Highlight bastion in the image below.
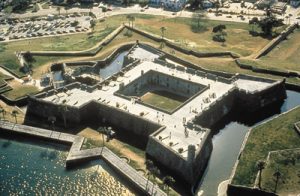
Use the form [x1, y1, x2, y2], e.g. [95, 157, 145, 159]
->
[25, 43, 286, 185]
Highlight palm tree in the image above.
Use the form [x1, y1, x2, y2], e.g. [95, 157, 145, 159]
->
[129, 15, 135, 28]
[56, 7, 61, 15]
[60, 99, 68, 128]
[126, 15, 132, 27]
[151, 166, 160, 195]
[90, 20, 96, 32]
[97, 127, 105, 154]
[11, 110, 18, 123]
[145, 160, 154, 190]
[273, 169, 281, 193]
[163, 176, 175, 196]
[256, 160, 266, 189]
[0, 107, 6, 120]
[160, 26, 166, 40]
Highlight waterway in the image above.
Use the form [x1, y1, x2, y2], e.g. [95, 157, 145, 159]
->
[99, 51, 129, 79]
[0, 138, 134, 195]
[196, 90, 300, 196]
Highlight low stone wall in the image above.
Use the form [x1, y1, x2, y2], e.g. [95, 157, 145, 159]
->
[26, 25, 126, 57]
[125, 25, 239, 58]
[227, 184, 277, 196]
[255, 23, 299, 59]
[236, 59, 300, 78]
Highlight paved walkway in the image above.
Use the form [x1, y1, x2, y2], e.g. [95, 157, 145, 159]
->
[0, 120, 166, 196]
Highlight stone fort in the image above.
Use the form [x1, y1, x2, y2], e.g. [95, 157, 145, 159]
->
[25, 43, 286, 185]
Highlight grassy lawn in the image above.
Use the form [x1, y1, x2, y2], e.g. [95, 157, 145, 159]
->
[232, 106, 300, 188]
[27, 27, 300, 86]
[260, 149, 300, 195]
[255, 28, 300, 73]
[141, 90, 186, 112]
[1, 14, 298, 92]
[0, 72, 13, 86]
[127, 14, 272, 57]
[0, 21, 118, 78]
[2, 83, 39, 100]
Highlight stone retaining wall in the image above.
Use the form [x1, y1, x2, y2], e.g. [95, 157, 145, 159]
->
[125, 25, 239, 58]
[255, 23, 299, 59]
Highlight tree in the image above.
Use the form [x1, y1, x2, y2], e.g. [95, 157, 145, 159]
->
[23, 51, 35, 63]
[163, 176, 175, 195]
[273, 169, 281, 193]
[127, 15, 135, 28]
[97, 127, 106, 154]
[160, 26, 166, 40]
[11, 0, 32, 12]
[256, 160, 266, 189]
[90, 20, 96, 32]
[249, 17, 259, 32]
[98, 126, 114, 154]
[151, 166, 161, 195]
[56, 7, 61, 15]
[126, 15, 132, 27]
[0, 107, 6, 120]
[145, 160, 154, 190]
[212, 24, 227, 43]
[257, 10, 283, 36]
[11, 110, 18, 123]
[191, 11, 206, 33]
[212, 24, 226, 33]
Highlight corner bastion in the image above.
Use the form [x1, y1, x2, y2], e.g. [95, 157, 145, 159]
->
[25, 43, 287, 185]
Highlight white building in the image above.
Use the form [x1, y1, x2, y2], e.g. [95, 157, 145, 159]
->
[149, 0, 187, 11]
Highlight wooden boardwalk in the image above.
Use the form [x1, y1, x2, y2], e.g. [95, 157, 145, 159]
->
[0, 121, 166, 196]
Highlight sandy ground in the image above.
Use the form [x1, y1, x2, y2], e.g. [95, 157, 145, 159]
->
[0, 100, 25, 124]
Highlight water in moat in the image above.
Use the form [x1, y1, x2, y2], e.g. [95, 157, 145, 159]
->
[99, 51, 129, 79]
[0, 138, 135, 195]
[195, 90, 300, 196]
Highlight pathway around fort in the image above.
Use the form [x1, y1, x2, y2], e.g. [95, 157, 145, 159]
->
[0, 120, 166, 196]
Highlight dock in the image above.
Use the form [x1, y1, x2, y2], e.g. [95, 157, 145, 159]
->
[0, 121, 166, 196]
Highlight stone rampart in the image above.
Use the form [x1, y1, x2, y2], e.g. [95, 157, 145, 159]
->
[236, 79, 287, 112]
[193, 88, 237, 128]
[146, 126, 212, 184]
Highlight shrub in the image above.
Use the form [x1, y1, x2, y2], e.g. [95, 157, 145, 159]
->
[178, 148, 183, 153]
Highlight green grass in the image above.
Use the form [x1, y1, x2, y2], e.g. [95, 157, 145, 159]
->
[261, 149, 300, 195]
[0, 23, 117, 78]
[2, 85, 39, 100]
[129, 14, 274, 57]
[257, 28, 300, 73]
[0, 72, 13, 86]
[232, 106, 300, 187]
[141, 90, 186, 112]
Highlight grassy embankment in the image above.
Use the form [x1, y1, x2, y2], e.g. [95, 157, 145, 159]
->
[232, 106, 300, 195]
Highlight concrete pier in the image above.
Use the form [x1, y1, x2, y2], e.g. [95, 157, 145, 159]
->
[0, 121, 166, 196]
